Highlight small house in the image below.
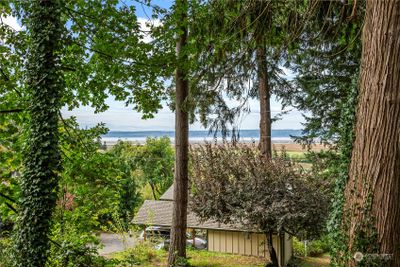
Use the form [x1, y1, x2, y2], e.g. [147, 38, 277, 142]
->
[133, 185, 293, 267]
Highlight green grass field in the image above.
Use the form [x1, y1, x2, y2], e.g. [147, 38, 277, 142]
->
[112, 245, 330, 267]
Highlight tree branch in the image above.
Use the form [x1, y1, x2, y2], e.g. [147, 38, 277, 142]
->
[48, 238, 62, 248]
[0, 108, 24, 114]
[0, 67, 10, 82]
[0, 192, 16, 203]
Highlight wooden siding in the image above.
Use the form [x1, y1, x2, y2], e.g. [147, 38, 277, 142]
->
[208, 230, 272, 259]
[207, 230, 292, 266]
[283, 233, 293, 266]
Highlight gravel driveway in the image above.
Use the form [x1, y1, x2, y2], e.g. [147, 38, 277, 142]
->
[98, 232, 136, 256]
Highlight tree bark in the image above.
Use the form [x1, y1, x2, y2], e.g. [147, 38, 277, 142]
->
[168, 0, 189, 265]
[256, 45, 272, 160]
[266, 232, 279, 267]
[150, 182, 157, 200]
[343, 1, 400, 266]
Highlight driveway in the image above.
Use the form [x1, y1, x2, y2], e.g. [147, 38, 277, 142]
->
[98, 232, 136, 256]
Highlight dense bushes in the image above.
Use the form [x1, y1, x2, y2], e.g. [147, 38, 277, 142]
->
[293, 236, 330, 257]
[111, 137, 174, 200]
[47, 242, 116, 267]
[113, 242, 165, 266]
[0, 238, 12, 267]
[0, 118, 174, 266]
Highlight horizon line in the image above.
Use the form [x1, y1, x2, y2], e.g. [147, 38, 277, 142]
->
[105, 129, 303, 132]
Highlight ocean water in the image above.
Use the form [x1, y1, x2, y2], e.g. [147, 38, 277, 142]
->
[101, 129, 302, 144]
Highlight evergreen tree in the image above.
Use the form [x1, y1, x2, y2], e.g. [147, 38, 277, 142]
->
[190, 0, 302, 157]
[282, 0, 363, 146]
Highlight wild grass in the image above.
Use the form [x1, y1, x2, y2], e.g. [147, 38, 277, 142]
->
[187, 249, 265, 267]
[111, 243, 330, 267]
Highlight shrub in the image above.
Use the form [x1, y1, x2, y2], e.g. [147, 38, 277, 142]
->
[114, 242, 165, 265]
[48, 242, 115, 267]
[0, 238, 12, 267]
[286, 257, 303, 267]
[293, 236, 330, 257]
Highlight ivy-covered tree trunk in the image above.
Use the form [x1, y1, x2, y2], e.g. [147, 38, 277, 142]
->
[15, 0, 63, 266]
[168, 0, 189, 265]
[256, 44, 272, 160]
[343, 1, 400, 266]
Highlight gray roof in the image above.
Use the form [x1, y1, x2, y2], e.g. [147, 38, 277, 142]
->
[133, 200, 248, 232]
[159, 185, 174, 201]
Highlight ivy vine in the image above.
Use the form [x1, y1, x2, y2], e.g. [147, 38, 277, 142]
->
[13, 0, 64, 266]
[328, 71, 359, 266]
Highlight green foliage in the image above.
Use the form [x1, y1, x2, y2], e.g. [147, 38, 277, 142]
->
[13, 1, 64, 266]
[0, 118, 21, 222]
[283, 1, 364, 146]
[182, 0, 304, 135]
[277, 2, 365, 264]
[113, 241, 166, 266]
[60, 0, 165, 117]
[1, 114, 172, 264]
[303, 150, 339, 195]
[6, 0, 165, 117]
[175, 255, 189, 267]
[110, 137, 174, 200]
[293, 236, 330, 257]
[1, 0, 167, 265]
[327, 72, 359, 266]
[0, 1, 371, 267]
[0, 238, 13, 267]
[134, 137, 174, 199]
[55, 118, 142, 234]
[48, 241, 116, 267]
[112, 244, 268, 267]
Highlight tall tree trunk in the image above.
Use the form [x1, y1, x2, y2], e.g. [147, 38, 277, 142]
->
[149, 182, 157, 200]
[266, 232, 280, 267]
[16, 0, 63, 266]
[343, 1, 400, 266]
[168, 0, 189, 265]
[256, 45, 272, 160]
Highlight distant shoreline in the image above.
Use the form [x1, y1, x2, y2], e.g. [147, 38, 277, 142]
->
[101, 137, 296, 146]
[100, 138, 327, 152]
[100, 129, 309, 148]
[101, 129, 302, 143]
[103, 129, 302, 136]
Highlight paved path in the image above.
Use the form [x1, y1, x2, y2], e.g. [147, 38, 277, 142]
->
[98, 232, 136, 256]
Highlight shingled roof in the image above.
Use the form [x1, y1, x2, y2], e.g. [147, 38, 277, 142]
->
[132, 199, 249, 232]
[159, 185, 174, 201]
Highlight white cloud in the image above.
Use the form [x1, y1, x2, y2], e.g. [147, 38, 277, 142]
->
[137, 17, 161, 43]
[1, 15, 22, 31]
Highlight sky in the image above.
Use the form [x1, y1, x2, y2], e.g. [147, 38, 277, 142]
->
[61, 97, 304, 131]
[3, 1, 305, 131]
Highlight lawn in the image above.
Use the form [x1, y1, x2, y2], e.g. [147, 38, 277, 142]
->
[291, 254, 330, 267]
[112, 244, 330, 267]
[187, 250, 265, 267]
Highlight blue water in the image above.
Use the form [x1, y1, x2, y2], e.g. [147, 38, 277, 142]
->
[102, 129, 302, 143]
